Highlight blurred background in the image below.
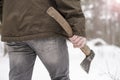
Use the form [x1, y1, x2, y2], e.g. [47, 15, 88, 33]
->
[82, 0, 120, 47]
[0, 0, 120, 80]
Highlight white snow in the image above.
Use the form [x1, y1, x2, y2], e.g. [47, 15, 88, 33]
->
[0, 37, 4, 57]
[0, 38, 120, 80]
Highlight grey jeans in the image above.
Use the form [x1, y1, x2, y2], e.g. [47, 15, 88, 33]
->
[6, 36, 70, 80]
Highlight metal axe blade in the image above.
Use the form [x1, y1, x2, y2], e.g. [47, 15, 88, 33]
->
[46, 7, 95, 73]
[80, 50, 95, 73]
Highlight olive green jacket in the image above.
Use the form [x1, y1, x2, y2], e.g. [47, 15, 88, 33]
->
[1, 0, 86, 42]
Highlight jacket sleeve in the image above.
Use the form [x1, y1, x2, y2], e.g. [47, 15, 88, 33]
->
[0, 0, 3, 33]
[0, 0, 3, 22]
[54, 0, 86, 37]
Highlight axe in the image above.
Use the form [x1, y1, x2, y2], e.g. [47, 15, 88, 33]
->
[46, 7, 95, 73]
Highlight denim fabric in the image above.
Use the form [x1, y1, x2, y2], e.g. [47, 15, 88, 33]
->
[6, 36, 70, 80]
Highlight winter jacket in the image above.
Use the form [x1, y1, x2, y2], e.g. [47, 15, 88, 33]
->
[0, 0, 2, 33]
[0, 0, 86, 42]
[0, 0, 2, 21]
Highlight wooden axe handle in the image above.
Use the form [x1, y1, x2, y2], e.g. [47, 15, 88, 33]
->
[47, 7, 91, 56]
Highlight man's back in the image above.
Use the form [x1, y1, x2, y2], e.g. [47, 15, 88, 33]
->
[1, 0, 64, 41]
[1, 0, 86, 43]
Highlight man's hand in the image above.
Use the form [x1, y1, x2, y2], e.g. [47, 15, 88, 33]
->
[69, 35, 87, 48]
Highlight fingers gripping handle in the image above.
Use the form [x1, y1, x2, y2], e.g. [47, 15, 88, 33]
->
[47, 7, 91, 56]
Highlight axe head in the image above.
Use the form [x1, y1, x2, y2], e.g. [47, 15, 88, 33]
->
[80, 50, 95, 73]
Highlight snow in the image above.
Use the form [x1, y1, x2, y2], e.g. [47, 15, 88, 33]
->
[87, 39, 120, 80]
[0, 37, 4, 57]
[0, 38, 120, 80]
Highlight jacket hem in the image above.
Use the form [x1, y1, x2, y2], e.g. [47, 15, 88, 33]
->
[1, 32, 64, 42]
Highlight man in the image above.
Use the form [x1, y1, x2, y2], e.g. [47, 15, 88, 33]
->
[0, 0, 86, 80]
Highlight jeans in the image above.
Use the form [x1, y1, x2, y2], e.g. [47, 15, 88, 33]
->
[6, 36, 70, 80]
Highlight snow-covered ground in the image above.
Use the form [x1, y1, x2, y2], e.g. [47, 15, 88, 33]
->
[0, 38, 120, 80]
